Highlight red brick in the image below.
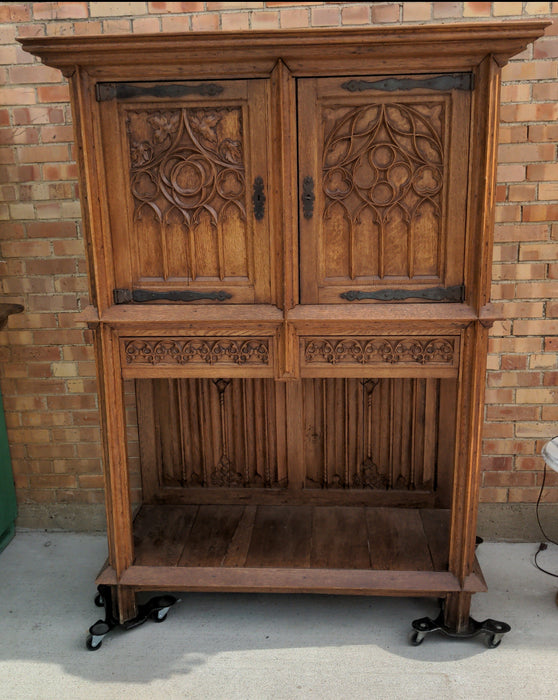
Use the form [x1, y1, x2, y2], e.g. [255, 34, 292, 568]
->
[493, 2, 524, 15]
[72, 20, 103, 35]
[401, 3, 431, 20]
[191, 13, 219, 30]
[479, 488, 508, 503]
[33, 2, 88, 19]
[480, 456, 513, 471]
[221, 12, 250, 30]
[252, 11, 280, 29]
[17, 23, 47, 38]
[484, 472, 536, 487]
[40, 125, 74, 143]
[432, 3, 462, 18]
[279, 8, 309, 28]
[161, 16, 191, 32]
[148, 2, 204, 11]
[341, 4, 370, 24]
[12, 106, 65, 125]
[498, 125, 528, 144]
[508, 184, 538, 202]
[501, 355, 528, 370]
[26, 221, 77, 238]
[1, 240, 51, 258]
[463, 2, 491, 16]
[0, 4, 31, 21]
[497, 164, 525, 183]
[8, 64, 61, 84]
[371, 4, 400, 22]
[0, 127, 39, 145]
[37, 84, 70, 103]
[523, 204, 558, 222]
[534, 37, 558, 59]
[132, 17, 161, 33]
[500, 83, 531, 102]
[508, 488, 548, 503]
[0, 87, 36, 106]
[498, 143, 555, 163]
[311, 6, 340, 26]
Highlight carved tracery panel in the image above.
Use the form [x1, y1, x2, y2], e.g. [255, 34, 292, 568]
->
[321, 101, 445, 281]
[126, 106, 249, 283]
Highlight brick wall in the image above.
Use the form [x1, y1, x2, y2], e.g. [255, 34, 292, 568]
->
[1, 2, 557, 533]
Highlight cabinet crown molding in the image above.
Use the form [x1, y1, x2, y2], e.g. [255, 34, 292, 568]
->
[20, 21, 549, 78]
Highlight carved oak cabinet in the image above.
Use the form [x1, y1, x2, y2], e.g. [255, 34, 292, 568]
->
[22, 21, 547, 648]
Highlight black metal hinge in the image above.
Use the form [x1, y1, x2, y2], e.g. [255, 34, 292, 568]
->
[341, 73, 473, 93]
[96, 82, 224, 102]
[114, 289, 232, 304]
[340, 285, 465, 302]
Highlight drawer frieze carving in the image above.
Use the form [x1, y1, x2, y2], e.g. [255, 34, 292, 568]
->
[304, 337, 456, 365]
[124, 338, 270, 365]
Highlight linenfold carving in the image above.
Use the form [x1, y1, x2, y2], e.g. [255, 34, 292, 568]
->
[304, 337, 455, 365]
[125, 338, 269, 365]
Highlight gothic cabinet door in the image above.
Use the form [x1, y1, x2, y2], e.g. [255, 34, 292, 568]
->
[298, 75, 471, 304]
[97, 79, 273, 304]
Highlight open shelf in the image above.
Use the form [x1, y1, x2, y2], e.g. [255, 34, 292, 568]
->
[97, 504, 486, 596]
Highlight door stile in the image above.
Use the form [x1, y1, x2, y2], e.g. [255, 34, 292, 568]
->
[270, 60, 299, 380]
[466, 56, 503, 315]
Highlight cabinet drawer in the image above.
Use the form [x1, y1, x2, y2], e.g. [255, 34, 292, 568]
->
[121, 336, 274, 378]
[300, 335, 459, 377]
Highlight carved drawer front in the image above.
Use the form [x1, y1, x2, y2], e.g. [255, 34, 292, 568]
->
[300, 336, 460, 377]
[99, 79, 273, 305]
[298, 75, 471, 304]
[121, 336, 274, 378]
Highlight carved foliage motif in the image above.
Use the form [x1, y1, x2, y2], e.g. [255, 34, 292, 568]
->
[125, 338, 269, 365]
[127, 107, 246, 227]
[304, 337, 455, 365]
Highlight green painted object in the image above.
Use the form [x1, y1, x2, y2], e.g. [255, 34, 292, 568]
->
[0, 391, 16, 552]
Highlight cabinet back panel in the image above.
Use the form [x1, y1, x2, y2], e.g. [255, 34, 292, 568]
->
[136, 377, 455, 506]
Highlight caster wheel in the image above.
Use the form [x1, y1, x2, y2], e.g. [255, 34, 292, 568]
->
[409, 630, 425, 646]
[486, 634, 502, 649]
[152, 610, 168, 623]
[94, 593, 105, 608]
[86, 634, 103, 651]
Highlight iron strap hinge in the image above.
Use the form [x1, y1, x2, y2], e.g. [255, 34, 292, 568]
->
[96, 82, 224, 102]
[340, 285, 465, 302]
[341, 73, 474, 93]
[114, 288, 232, 304]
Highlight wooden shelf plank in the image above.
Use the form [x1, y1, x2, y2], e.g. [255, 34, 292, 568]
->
[131, 504, 451, 573]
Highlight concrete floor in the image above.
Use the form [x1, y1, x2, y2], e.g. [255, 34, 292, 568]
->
[0, 532, 557, 699]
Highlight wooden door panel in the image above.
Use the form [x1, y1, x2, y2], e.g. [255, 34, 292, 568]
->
[100, 79, 272, 304]
[298, 75, 471, 303]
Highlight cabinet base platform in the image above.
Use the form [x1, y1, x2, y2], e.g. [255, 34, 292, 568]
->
[96, 504, 487, 597]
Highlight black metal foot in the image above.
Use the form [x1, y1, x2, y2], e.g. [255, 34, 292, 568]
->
[86, 585, 179, 650]
[410, 611, 510, 648]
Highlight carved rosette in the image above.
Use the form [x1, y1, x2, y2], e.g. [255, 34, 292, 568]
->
[127, 107, 245, 226]
[304, 337, 455, 365]
[125, 338, 269, 365]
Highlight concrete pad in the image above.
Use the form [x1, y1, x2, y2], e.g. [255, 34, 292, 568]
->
[0, 532, 557, 699]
